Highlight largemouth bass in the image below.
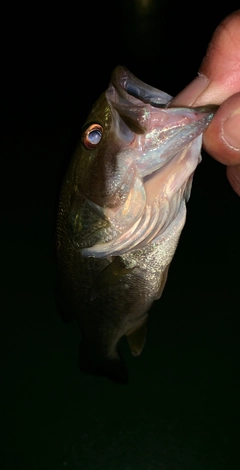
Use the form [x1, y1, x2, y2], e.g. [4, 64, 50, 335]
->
[56, 66, 217, 383]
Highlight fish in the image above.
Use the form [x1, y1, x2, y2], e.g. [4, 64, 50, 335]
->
[56, 66, 217, 383]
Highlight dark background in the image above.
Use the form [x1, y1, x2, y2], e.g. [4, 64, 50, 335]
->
[1, 2, 240, 469]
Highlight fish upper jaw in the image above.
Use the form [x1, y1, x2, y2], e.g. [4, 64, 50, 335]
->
[109, 66, 172, 106]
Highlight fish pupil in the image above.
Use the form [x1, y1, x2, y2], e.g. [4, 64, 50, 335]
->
[88, 129, 102, 145]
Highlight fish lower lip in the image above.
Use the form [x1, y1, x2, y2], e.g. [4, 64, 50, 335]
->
[136, 112, 215, 179]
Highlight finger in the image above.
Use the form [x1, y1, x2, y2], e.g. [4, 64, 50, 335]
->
[195, 10, 240, 105]
[172, 10, 240, 107]
[202, 93, 240, 166]
[170, 10, 240, 196]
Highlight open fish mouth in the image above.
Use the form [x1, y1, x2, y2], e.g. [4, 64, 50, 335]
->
[107, 66, 217, 179]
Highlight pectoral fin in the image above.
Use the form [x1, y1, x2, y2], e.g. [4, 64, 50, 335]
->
[68, 195, 110, 251]
[90, 257, 135, 301]
[126, 316, 148, 357]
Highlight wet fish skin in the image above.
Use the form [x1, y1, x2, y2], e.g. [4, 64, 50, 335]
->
[56, 66, 216, 383]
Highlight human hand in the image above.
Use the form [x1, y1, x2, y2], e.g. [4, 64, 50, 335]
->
[172, 10, 240, 195]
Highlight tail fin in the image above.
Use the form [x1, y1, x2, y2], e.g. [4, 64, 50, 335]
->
[78, 343, 128, 384]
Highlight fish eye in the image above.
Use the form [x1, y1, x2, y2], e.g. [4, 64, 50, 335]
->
[81, 123, 103, 149]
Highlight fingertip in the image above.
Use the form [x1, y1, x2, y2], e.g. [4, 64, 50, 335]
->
[200, 10, 240, 82]
[191, 10, 240, 106]
[203, 93, 240, 166]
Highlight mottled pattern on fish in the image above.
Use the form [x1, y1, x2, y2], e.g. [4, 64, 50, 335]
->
[56, 67, 216, 383]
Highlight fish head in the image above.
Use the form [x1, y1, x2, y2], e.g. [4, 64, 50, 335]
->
[77, 66, 172, 207]
[67, 66, 216, 257]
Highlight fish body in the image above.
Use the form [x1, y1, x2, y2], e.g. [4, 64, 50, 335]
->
[56, 67, 216, 383]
